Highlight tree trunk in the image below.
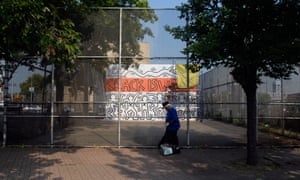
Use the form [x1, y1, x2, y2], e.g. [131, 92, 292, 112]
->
[55, 64, 66, 114]
[232, 65, 258, 165]
[245, 82, 258, 165]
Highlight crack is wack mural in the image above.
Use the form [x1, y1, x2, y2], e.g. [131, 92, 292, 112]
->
[105, 64, 199, 120]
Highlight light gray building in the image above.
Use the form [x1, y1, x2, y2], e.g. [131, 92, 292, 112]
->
[199, 65, 300, 130]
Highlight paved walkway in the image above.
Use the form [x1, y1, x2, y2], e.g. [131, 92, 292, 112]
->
[2, 119, 300, 179]
[0, 147, 299, 179]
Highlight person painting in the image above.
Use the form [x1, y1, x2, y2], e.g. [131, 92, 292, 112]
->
[158, 101, 181, 154]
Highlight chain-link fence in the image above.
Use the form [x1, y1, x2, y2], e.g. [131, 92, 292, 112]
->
[1, 8, 299, 148]
[200, 66, 300, 146]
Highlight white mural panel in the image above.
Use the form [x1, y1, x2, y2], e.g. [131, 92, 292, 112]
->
[105, 64, 199, 121]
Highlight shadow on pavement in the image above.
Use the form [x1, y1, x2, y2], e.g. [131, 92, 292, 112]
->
[106, 147, 300, 179]
[0, 148, 79, 180]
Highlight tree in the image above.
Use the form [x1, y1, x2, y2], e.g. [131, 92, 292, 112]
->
[0, 0, 81, 76]
[167, 0, 300, 165]
[0, 0, 156, 109]
[0, 0, 82, 112]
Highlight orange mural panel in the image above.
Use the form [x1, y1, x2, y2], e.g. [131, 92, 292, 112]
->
[106, 78, 196, 92]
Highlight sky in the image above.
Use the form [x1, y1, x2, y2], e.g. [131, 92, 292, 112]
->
[143, 0, 189, 63]
[148, 0, 188, 8]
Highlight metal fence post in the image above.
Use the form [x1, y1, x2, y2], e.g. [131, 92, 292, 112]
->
[51, 64, 55, 146]
[118, 8, 123, 148]
[185, 10, 190, 147]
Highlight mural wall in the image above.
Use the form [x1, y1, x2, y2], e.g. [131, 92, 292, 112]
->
[105, 64, 199, 121]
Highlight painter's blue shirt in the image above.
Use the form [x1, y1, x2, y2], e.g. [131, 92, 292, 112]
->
[166, 107, 180, 131]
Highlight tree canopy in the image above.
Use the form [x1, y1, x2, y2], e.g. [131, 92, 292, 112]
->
[168, 0, 300, 80]
[0, 0, 82, 73]
[167, 0, 300, 165]
[0, 0, 156, 103]
[0, 0, 155, 76]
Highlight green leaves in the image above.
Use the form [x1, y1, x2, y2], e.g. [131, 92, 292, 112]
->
[39, 19, 80, 72]
[0, 0, 81, 69]
[0, 0, 156, 73]
[168, 0, 300, 81]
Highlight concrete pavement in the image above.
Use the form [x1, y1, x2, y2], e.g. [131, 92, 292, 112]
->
[0, 147, 299, 180]
[1, 119, 300, 179]
[11, 119, 300, 148]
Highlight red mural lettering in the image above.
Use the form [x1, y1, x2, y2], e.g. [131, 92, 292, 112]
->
[149, 79, 163, 91]
[122, 79, 145, 91]
[105, 79, 118, 91]
[121, 79, 131, 91]
[105, 78, 197, 92]
[135, 79, 146, 91]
